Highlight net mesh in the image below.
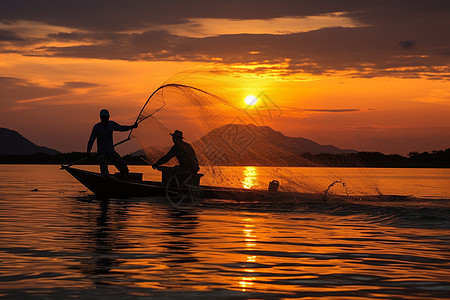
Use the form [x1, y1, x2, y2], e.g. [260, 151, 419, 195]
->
[130, 70, 380, 197]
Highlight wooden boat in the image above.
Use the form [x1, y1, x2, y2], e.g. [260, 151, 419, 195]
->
[62, 166, 330, 205]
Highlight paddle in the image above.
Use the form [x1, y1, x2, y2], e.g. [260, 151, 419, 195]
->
[60, 137, 131, 169]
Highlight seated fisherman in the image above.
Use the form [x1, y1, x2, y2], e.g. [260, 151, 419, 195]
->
[87, 109, 137, 177]
[152, 130, 200, 174]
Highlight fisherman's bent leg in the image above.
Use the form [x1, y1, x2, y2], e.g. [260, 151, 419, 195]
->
[109, 151, 129, 177]
[98, 153, 109, 176]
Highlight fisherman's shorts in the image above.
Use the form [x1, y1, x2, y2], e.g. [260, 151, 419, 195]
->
[98, 151, 129, 176]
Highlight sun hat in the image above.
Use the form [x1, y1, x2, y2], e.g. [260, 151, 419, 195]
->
[170, 130, 184, 139]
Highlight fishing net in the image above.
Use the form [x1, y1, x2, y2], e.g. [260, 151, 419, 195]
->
[129, 70, 379, 198]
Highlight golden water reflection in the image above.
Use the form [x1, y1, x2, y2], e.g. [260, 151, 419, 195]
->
[241, 167, 258, 189]
[239, 218, 257, 292]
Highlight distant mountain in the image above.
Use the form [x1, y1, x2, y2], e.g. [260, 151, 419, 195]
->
[0, 128, 60, 155]
[133, 124, 356, 166]
[192, 124, 356, 166]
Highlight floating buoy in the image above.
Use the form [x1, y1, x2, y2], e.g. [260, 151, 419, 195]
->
[268, 180, 279, 192]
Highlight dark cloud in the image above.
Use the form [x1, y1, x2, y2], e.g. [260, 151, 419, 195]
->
[1, 0, 448, 31]
[344, 0, 450, 28]
[40, 30, 173, 60]
[302, 109, 360, 113]
[399, 40, 416, 50]
[281, 106, 360, 113]
[47, 31, 123, 42]
[62, 81, 99, 89]
[0, 0, 365, 31]
[33, 24, 449, 79]
[0, 29, 24, 41]
[1, 0, 449, 79]
[339, 125, 382, 131]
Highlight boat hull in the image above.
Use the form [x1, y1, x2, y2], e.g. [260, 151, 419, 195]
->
[62, 166, 328, 202]
[63, 167, 166, 197]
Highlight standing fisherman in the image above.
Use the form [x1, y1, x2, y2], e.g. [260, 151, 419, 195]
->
[87, 109, 137, 177]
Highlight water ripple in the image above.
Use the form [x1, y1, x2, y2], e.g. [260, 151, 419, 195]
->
[0, 165, 449, 299]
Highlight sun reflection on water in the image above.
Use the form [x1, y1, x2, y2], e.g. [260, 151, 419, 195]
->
[239, 218, 257, 292]
[241, 167, 258, 189]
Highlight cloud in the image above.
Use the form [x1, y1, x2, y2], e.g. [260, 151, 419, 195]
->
[0, 0, 449, 79]
[0, 77, 67, 103]
[19, 24, 447, 80]
[0, 29, 24, 41]
[302, 108, 360, 113]
[62, 81, 100, 89]
[1, 0, 448, 31]
[0, 0, 366, 31]
[338, 125, 384, 131]
[164, 14, 360, 38]
[37, 30, 172, 60]
[399, 40, 416, 50]
[0, 77, 99, 108]
[281, 107, 360, 113]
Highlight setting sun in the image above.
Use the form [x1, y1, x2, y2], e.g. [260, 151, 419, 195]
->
[244, 95, 258, 106]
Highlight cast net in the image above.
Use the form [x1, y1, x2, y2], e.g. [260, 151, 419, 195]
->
[129, 70, 380, 198]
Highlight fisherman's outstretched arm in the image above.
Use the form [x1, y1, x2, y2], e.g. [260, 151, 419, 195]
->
[153, 147, 176, 167]
[112, 121, 138, 132]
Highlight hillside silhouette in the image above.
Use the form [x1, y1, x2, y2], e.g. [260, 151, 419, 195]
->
[0, 128, 59, 155]
[193, 124, 356, 166]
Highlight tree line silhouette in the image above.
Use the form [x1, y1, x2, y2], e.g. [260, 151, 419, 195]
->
[298, 148, 450, 167]
[0, 148, 449, 167]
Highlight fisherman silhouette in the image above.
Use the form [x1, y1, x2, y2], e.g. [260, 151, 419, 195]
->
[87, 109, 137, 177]
[152, 130, 200, 174]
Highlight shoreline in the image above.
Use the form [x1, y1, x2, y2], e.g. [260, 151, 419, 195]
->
[1, 162, 449, 168]
[1, 150, 449, 168]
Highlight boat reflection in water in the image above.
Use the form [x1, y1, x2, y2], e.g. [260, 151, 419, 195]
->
[70, 197, 200, 289]
[159, 208, 200, 289]
[73, 198, 130, 280]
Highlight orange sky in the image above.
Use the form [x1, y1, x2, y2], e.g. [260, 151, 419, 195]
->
[0, 1, 449, 155]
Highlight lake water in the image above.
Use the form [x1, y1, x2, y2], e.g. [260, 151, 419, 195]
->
[0, 165, 449, 299]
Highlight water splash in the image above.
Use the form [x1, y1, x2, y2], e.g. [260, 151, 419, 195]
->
[323, 179, 349, 201]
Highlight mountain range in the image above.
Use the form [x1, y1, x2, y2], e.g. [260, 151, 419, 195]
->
[0, 128, 59, 155]
[2, 125, 447, 168]
[192, 124, 355, 166]
[136, 124, 356, 166]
